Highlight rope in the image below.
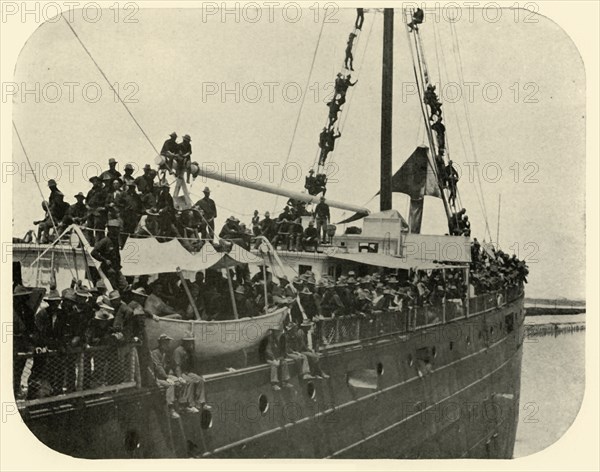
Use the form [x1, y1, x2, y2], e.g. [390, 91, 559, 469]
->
[272, 16, 326, 212]
[61, 15, 160, 156]
[13, 121, 76, 278]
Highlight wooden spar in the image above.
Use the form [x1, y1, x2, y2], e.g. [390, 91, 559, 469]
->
[496, 194, 501, 247]
[224, 259, 239, 319]
[262, 262, 269, 313]
[176, 267, 201, 320]
[380, 8, 394, 212]
[195, 165, 370, 215]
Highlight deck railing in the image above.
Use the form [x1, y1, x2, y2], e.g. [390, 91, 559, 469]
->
[313, 286, 523, 351]
[14, 344, 141, 404]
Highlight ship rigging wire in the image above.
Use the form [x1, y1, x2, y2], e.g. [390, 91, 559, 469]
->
[61, 14, 160, 157]
[272, 15, 326, 212]
[12, 121, 76, 279]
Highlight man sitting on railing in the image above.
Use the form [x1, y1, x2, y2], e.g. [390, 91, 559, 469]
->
[261, 328, 293, 391]
[172, 333, 211, 413]
[150, 334, 183, 419]
[283, 322, 315, 380]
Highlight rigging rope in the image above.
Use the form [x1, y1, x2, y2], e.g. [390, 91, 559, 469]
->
[13, 121, 76, 279]
[61, 15, 160, 156]
[272, 16, 326, 212]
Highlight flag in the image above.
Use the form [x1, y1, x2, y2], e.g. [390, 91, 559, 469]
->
[390, 146, 442, 199]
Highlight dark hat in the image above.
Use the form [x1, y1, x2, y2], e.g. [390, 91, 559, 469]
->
[234, 285, 245, 295]
[169, 132, 177, 138]
[13, 285, 32, 297]
[94, 310, 114, 321]
[183, 134, 191, 141]
[158, 333, 173, 342]
[61, 288, 78, 302]
[124, 163, 134, 170]
[108, 158, 117, 165]
[74, 192, 85, 199]
[47, 179, 57, 186]
[203, 186, 210, 193]
[44, 289, 62, 301]
[89, 176, 100, 183]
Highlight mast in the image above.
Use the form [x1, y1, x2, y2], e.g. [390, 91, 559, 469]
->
[380, 8, 394, 212]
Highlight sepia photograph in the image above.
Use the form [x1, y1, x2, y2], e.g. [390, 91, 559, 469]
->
[1, 1, 597, 467]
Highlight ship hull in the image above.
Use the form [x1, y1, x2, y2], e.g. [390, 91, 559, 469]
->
[18, 294, 524, 459]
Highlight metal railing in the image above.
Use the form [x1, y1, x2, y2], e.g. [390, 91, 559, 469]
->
[14, 344, 141, 403]
[313, 285, 524, 351]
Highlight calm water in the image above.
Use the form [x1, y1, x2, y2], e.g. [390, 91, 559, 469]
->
[514, 324, 585, 457]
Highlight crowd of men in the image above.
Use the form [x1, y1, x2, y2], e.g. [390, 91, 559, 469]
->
[13, 229, 528, 400]
[249, 196, 332, 252]
[470, 239, 529, 295]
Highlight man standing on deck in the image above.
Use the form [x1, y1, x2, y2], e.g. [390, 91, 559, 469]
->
[194, 187, 217, 239]
[135, 164, 156, 195]
[121, 182, 143, 245]
[178, 134, 192, 183]
[172, 333, 211, 413]
[91, 220, 128, 291]
[314, 197, 330, 244]
[122, 163, 136, 187]
[85, 176, 108, 245]
[99, 158, 122, 185]
[156, 182, 177, 237]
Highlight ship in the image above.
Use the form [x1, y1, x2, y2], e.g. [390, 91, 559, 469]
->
[11, 8, 525, 459]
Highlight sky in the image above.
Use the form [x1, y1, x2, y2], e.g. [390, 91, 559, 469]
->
[10, 6, 586, 300]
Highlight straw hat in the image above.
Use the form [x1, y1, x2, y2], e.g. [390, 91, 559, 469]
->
[158, 333, 173, 342]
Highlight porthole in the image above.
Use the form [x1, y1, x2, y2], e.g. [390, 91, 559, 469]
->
[200, 408, 213, 429]
[307, 381, 316, 400]
[466, 336, 471, 346]
[376, 362, 384, 376]
[408, 354, 414, 366]
[490, 327, 495, 336]
[258, 394, 269, 414]
[124, 429, 140, 452]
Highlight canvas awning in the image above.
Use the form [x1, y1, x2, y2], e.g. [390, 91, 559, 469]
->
[329, 252, 449, 270]
[120, 238, 262, 276]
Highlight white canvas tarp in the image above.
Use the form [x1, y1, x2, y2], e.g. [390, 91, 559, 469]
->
[120, 238, 260, 276]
